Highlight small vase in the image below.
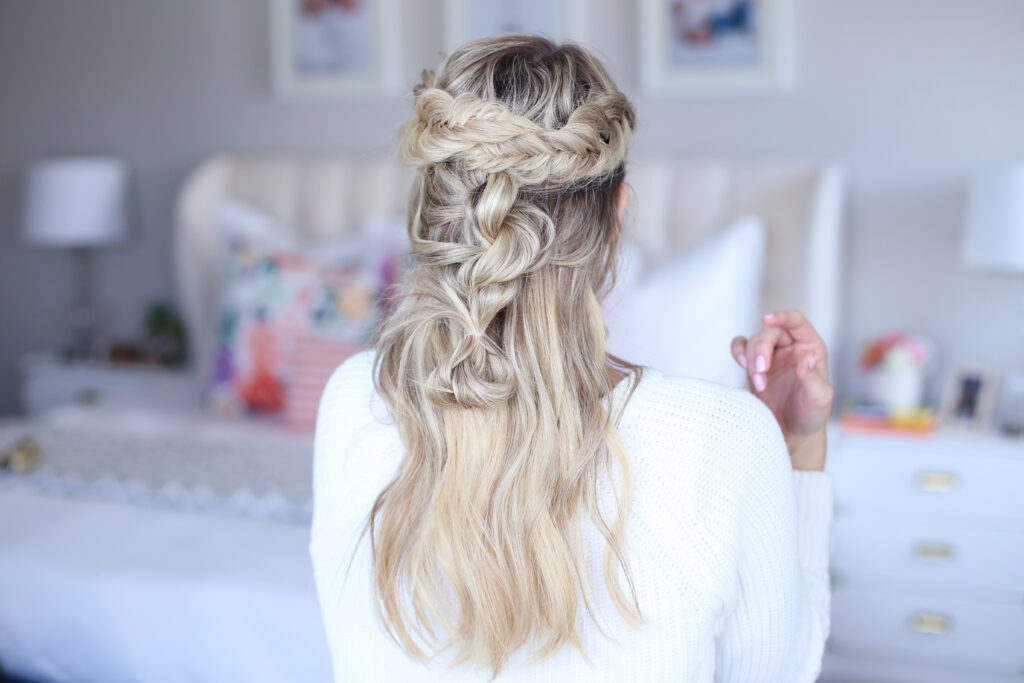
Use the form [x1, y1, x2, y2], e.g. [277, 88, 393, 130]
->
[867, 367, 925, 412]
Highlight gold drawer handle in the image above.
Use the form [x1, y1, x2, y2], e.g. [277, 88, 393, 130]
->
[910, 612, 952, 635]
[914, 541, 955, 562]
[916, 470, 957, 492]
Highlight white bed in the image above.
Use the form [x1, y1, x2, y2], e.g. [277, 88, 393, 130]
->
[0, 156, 844, 683]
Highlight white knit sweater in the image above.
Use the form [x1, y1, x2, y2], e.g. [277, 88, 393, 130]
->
[311, 349, 832, 682]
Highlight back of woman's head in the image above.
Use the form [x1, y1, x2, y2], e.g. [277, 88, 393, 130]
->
[371, 34, 642, 675]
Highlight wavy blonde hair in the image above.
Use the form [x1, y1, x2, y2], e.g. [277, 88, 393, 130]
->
[370, 34, 642, 675]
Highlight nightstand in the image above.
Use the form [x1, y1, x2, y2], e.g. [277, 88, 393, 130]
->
[18, 352, 200, 415]
[820, 427, 1024, 683]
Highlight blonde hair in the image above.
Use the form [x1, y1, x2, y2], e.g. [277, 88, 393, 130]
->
[370, 34, 642, 675]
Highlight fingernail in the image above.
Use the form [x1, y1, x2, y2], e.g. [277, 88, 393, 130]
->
[763, 312, 775, 320]
[753, 373, 766, 392]
[755, 355, 767, 373]
[737, 354, 747, 368]
[809, 354, 817, 371]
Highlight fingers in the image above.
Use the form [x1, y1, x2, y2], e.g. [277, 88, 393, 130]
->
[762, 309, 809, 332]
[797, 352, 836, 408]
[762, 309, 828, 365]
[730, 336, 749, 370]
[733, 310, 830, 394]
[731, 328, 784, 393]
[745, 325, 787, 377]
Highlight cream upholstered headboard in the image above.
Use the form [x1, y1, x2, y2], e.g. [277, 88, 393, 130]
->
[174, 156, 844, 381]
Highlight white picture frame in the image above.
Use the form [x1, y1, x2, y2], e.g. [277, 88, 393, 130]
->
[270, 0, 402, 99]
[640, 0, 796, 94]
[443, 0, 588, 53]
[939, 364, 999, 431]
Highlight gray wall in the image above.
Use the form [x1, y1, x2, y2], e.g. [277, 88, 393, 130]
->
[1, 0, 1023, 416]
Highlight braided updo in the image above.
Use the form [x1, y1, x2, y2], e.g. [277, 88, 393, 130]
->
[369, 35, 643, 674]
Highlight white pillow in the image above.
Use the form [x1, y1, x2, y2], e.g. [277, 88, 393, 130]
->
[603, 216, 766, 387]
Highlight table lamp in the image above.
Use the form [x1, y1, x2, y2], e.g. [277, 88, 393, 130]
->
[963, 163, 1024, 273]
[963, 162, 1024, 435]
[20, 157, 129, 359]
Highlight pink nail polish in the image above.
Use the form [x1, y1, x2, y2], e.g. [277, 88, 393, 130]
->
[753, 373, 766, 392]
[755, 355, 767, 373]
[809, 355, 817, 371]
[738, 354, 747, 368]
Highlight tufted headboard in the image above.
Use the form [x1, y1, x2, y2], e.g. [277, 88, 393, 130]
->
[174, 156, 845, 382]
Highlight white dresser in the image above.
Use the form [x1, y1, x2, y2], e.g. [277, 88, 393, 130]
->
[18, 352, 199, 416]
[820, 427, 1024, 683]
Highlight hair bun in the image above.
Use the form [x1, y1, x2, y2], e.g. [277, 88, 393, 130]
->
[425, 334, 516, 409]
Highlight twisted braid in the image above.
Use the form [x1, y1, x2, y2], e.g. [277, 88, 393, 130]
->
[396, 66, 633, 408]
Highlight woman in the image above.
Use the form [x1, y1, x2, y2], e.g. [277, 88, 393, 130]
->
[311, 34, 833, 682]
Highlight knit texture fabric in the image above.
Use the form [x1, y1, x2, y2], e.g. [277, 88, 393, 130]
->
[311, 349, 832, 682]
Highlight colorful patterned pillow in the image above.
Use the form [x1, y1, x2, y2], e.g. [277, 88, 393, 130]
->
[208, 201, 404, 418]
[282, 334, 366, 431]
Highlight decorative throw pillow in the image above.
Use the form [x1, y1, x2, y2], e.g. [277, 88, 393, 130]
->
[283, 334, 367, 431]
[603, 216, 766, 388]
[208, 200, 404, 418]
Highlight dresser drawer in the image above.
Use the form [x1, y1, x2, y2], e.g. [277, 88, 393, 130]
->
[828, 441, 1024, 522]
[832, 516, 1024, 597]
[830, 585, 1024, 673]
[18, 356, 199, 415]
[822, 650, 1024, 683]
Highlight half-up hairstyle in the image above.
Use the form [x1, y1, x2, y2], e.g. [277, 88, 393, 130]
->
[370, 34, 643, 675]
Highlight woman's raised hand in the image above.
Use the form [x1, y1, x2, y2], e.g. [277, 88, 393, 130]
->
[730, 310, 834, 471]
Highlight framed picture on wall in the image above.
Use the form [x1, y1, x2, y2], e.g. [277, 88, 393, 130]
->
[270, 0, 401, 98]
[939, 364, 999, 431]
[640, 0, 796, 94]
[443, 0, 587, 51]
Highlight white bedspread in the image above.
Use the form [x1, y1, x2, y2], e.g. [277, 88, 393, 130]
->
[0, 405, 333, 682]
[0, 490, 332, 683]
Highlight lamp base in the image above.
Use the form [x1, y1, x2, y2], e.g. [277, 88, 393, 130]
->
[66, 305, 98, 361]
[65, 248, 100, 361]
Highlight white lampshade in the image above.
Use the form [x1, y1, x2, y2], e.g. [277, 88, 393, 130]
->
[20, 157, 129, 248]
[963, 163, 1024, 273]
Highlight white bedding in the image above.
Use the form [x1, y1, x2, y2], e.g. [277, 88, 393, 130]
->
[0, 489, 332, 683]
[0, 405, 331, 682]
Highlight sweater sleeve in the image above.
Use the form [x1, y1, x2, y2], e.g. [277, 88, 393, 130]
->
[714, 399, 833, 683]
[309, 350, 379, 674]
